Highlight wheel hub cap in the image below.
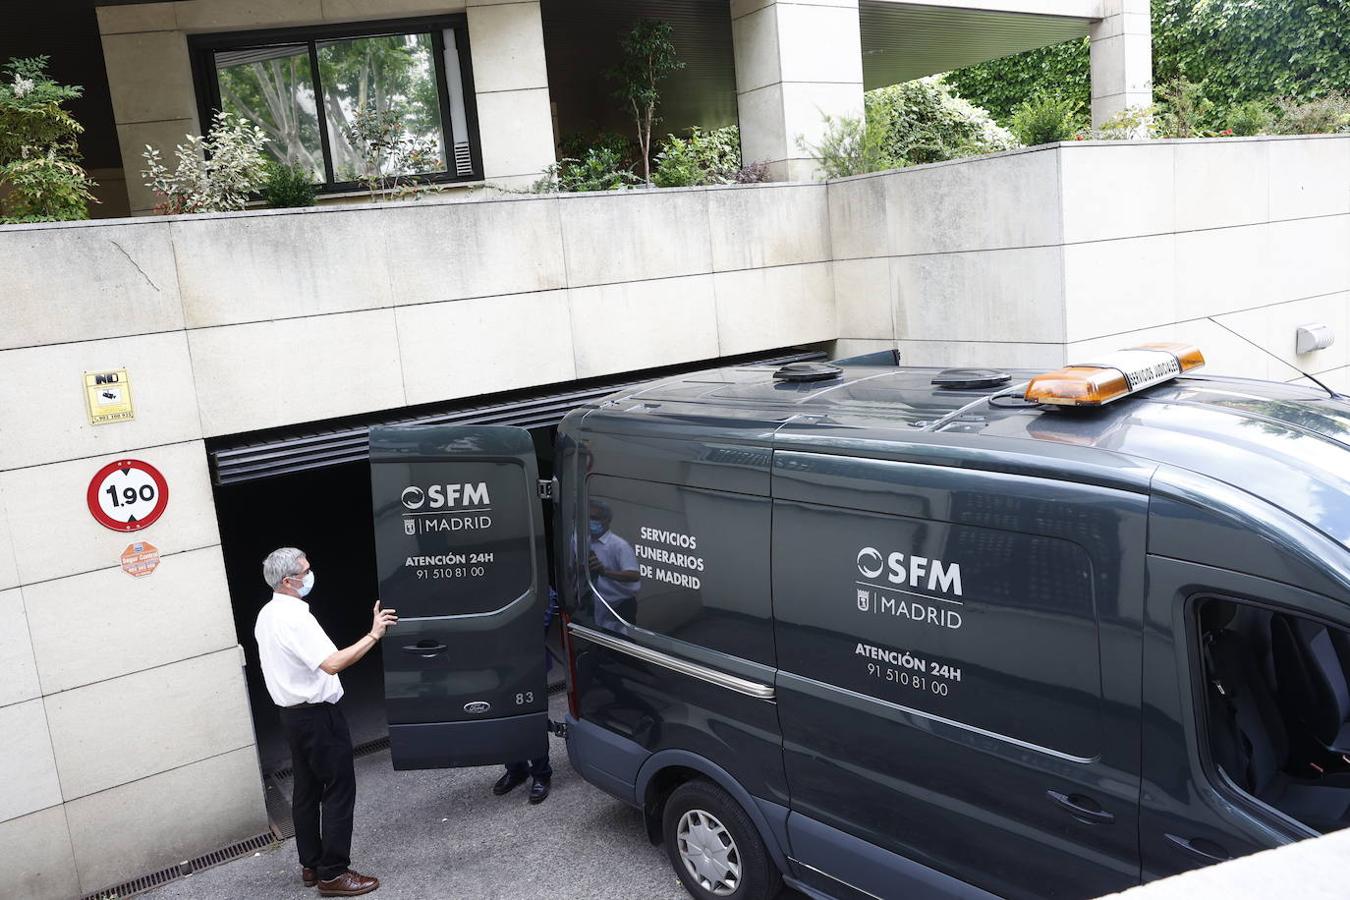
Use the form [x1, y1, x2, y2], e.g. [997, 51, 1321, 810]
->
[676, 808, 741, 896]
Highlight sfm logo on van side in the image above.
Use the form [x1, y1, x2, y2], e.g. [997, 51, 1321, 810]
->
[856, 547, 963, 597]
[401, 482, 490, 510]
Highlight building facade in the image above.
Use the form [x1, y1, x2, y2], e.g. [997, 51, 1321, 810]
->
[3, 0, 1148, 217]
[6, 2, 1350, 899]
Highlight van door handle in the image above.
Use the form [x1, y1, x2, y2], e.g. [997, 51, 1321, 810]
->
[402, 641, 447, 657]
[1164, 834, 1230, 863]
[1046, 790, 1115, 825]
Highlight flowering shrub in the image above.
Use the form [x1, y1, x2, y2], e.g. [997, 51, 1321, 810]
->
[142, 110, 268, 214]
[0, 56, 97, 223]
[865, 77, 1017, 165]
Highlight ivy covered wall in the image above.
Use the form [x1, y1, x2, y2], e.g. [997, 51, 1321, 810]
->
[946, 0, 1350, 124]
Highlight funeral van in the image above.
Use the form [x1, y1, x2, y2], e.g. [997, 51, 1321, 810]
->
[369, 344, 1350, 900]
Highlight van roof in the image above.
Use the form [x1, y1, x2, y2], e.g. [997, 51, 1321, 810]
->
[610, 364, 1350, 550]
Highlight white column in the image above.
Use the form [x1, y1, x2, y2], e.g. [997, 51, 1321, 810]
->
[467, 0, 556, 190]
[732, 0, 864, 182]
[1089, 0, 1153, 128]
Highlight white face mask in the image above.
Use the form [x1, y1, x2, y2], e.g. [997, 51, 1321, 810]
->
[294, 570, 315, 597]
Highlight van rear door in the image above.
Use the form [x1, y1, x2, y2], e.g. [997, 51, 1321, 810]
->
[369, 424, 549, 770]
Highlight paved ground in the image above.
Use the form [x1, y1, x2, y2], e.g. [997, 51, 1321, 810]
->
[149, 693, 797, 900]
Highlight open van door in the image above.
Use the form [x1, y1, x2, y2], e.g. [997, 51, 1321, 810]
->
[369, 424, 549, 770]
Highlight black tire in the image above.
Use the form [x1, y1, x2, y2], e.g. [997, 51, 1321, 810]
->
[661, 779, 783, 900]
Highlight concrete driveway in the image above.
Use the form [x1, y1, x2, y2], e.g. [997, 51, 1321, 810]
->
[147, 693, 799, 899]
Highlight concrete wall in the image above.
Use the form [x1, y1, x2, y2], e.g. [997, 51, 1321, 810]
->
[95, 0, 556, 213]
[831, 134, 1350, 392]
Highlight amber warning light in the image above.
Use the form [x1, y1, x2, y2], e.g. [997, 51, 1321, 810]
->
[1025, 343, 1205, 407]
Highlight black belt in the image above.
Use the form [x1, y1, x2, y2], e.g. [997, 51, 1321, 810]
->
[282, 701, 334, 709]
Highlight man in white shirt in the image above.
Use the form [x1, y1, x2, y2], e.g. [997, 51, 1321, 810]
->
[255, 547, 397, 897]
[587, 500, 641, 628]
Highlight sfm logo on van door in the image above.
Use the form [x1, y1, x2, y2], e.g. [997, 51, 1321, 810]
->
[855, 546, 964, 629]
[401, 482, 491, 510]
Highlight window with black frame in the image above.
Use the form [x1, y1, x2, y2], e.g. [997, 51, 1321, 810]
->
[192, 18, 479, 191]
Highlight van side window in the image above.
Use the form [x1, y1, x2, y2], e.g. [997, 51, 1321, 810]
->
[1196, 597, 1350, 833]
[580, 475, 774, 666]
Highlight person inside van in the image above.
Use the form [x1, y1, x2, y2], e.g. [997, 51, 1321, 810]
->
[587, 499, 641, 628]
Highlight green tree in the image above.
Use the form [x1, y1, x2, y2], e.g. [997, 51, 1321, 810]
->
[609, 19, 684, 185]
[0, 56, 97, 223]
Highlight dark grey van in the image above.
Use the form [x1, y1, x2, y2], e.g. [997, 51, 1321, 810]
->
[370, 350, 1350, 900]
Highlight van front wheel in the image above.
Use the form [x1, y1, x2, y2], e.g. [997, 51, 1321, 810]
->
[662, 780, 782, 900]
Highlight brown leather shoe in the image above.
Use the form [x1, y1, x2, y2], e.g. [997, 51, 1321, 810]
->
[318, 870, 379, 897]
[302, 867, 317, 887]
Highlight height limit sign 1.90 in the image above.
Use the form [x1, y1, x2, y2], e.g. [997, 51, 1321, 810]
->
[86, 459, 169, 532]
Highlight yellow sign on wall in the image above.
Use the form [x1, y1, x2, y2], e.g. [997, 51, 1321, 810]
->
[84, 369, 135, 425]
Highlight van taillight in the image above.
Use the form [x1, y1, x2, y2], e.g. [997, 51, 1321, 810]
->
[560, 609, 580, 720]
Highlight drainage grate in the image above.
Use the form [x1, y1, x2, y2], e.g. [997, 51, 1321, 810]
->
[353, 735, 391, 759]
[81, 832, 276, 900]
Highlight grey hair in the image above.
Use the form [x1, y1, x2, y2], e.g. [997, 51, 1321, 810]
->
[263, 547, 306, 590]
[589, 499, 612, 521]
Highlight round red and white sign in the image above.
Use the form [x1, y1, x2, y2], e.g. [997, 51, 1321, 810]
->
[86, 459, 169, 532]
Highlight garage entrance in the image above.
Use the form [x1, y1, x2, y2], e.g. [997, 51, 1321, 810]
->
[204, 350, 820, 812]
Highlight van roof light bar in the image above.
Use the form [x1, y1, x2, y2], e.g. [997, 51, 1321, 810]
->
[1025, 343, 1205, 407]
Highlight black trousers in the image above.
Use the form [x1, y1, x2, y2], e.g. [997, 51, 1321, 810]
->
[504, 754, 552, 779]
[279, 703, 355, 882]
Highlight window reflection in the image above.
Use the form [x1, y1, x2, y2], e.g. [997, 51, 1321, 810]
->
[586, 499, 641, 630]
[316, 33, 448, 181]
[214, 44, 325, 179]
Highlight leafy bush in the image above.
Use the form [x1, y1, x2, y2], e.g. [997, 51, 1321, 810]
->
[865, 77, 1017, 166]
[652, 125, 744, 187]
[143, 110, 268, 214]
[0, 56, 96, 223]
[1225, 99, 1274, 136]
[1155, 78, 1217, 137]
[559, 131, 634, 167]
[261, 160, 317, 208]
[798, 114, 896, 179]
[1085, 105, 1158, 140]
[534, 146, 639, 193]
[341, 106, 442, 201]
[1272, 92, 1350, 135]
[1009, 95, 1082, 145]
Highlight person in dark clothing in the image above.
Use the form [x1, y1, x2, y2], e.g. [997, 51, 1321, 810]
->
[494, 588, 559, 804]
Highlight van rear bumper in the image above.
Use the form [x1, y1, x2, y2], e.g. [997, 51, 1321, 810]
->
[564, 714, 648, 806]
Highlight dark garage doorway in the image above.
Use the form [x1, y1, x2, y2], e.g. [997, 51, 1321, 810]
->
[215, 427, 561, 776]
